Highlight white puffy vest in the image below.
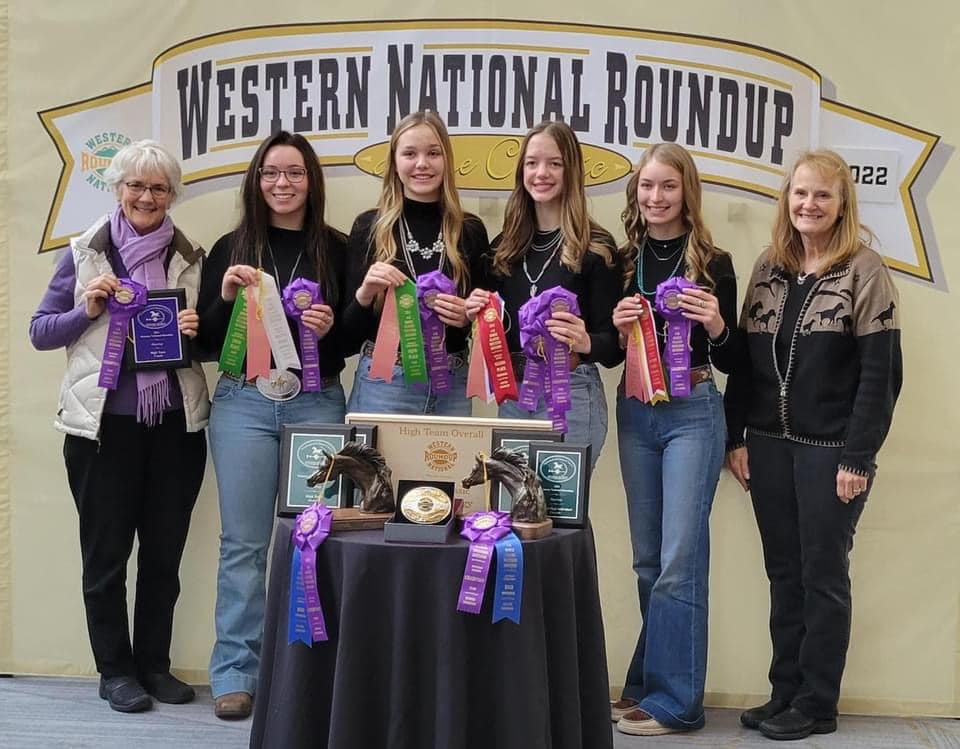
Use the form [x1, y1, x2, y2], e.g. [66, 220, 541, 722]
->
[54, 214, 211, 439]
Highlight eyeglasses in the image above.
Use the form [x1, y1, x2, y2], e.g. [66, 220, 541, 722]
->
[124, 181, 171, 198]
[259, 167, 307, 183]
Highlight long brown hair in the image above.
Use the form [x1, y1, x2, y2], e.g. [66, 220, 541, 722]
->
[621, 142, 725, 289]
[493, 121, 615, 276]
[233, 131, 339, 305]
[370, 111, 469, 291]
[769, 150, 873, 274]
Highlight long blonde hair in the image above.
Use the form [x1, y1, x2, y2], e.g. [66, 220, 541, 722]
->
[621, 143, 725, 289]
[493, 121, 615, 276]
[769, 149, 872, 274]
[370, 111, 469, 290]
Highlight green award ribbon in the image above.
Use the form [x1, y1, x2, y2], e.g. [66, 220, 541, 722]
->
[394, 279, 428, 386]
[218, 288, 249, 375]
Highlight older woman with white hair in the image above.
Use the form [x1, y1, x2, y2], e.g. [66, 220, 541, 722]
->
[30, 140, 209, 713]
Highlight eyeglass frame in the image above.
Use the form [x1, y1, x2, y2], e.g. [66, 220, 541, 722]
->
[123, 181, 172, 198]
[258, 166, 308, 183]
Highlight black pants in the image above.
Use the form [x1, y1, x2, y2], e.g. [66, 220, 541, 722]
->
[63, 410, 206, 678]
[747, 433, 868, 719]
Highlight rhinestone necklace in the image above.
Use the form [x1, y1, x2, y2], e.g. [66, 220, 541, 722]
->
[400, 215, 444, 260]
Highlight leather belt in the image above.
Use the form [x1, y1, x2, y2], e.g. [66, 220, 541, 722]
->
[361, 340, 467, 371]
[221, 371, 341, 390]
[510, 351, 583, 380]
[686, 365, 713, 387]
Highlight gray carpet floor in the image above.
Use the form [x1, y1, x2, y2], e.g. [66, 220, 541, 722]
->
[1, 676, 958, 748]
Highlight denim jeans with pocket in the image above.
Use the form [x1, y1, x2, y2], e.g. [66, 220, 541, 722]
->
[347, 352, 472, 417]
[616, 378, 725, 729]
[207, 374, 346, 698]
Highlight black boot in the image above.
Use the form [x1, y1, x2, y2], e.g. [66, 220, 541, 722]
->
[760, 707, 837, 740]
[740, 698, 789, 729]
[99, 676, 152, 713]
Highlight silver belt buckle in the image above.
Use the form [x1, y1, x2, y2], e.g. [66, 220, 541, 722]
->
[256, 369, 302, 401]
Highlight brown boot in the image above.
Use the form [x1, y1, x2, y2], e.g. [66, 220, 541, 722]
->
[214, 691, 252, 720]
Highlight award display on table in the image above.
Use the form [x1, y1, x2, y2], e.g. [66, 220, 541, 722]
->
[528, 442, 591, 528]
[305, 439, 395, 531]
[385, 479, 456, 543]
[489, 428, 563, 512]
[277, 424, 355, 516]
[124, 288, 191, 370]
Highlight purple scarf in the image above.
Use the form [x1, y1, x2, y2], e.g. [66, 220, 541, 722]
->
[109, 205, 175, 426]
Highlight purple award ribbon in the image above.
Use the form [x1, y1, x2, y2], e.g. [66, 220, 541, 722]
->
[457, 511, 512, 616]
[287, 503, 332, 645]
[98, 279, 148, 390]
[282, 278, 324, 392]
[416, 271, 457, 395]
[518, 287, 580, 432]
[655, 277, 699, 398]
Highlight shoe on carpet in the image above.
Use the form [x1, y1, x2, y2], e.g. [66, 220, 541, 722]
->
[759, 706, 837, 740]
[610, 697, 640, 722]
[616, 708, 683, 736]
[139, 671, 195, 704]
[98, 675, 152, 713]
[740, 697, 789, 729]
[214, 691, 253, 720]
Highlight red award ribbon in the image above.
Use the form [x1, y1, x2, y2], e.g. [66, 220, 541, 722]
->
[476, 294, 517, 405]
[625, 297, 669, 404]
[369, 287, 401, 383]
[246, 275, 271, 380]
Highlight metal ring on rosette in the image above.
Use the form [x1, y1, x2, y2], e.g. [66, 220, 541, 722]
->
[400, 486, 452, 524]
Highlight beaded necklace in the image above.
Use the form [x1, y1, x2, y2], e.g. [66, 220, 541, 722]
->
[635, 234, 687, 296]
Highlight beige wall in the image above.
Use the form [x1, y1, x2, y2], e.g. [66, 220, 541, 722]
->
[3, 2, 958, 716]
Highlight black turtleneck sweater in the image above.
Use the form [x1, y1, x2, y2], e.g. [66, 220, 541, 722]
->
[197, 225, 350, 377]
[342, 198, 490, 355]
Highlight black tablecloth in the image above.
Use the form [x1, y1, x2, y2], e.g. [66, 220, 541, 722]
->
[250, 520, 612, 749]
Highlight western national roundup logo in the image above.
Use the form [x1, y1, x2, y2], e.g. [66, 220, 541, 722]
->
[39, 20, 944, 284]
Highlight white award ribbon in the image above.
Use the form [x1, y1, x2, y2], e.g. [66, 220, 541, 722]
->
[254, 273, 302, 371]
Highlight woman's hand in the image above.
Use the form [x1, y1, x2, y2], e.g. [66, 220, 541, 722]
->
[613, 295, 646, 339]
[545, 311, 591, 355]
[356, 262, 408, 307]
[679, 287, 725, 340]
[836, 468, 869, 503]
[726, 446, 750, 492]
[82, 273, 120, 320]
[178, 307, 199, 338]
[464, 288, 492, 322]
[301, 303, 335, 338]
[221, 264, 259, 303]
[430, 293, 468, 328]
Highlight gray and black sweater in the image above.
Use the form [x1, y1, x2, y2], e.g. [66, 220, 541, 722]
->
[724, 244, 903, 476]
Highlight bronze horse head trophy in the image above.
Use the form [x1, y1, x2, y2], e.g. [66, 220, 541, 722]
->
[306, 441, 395, 514]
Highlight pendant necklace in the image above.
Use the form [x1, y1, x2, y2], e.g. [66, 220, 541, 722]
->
[400, 215, 445, 261]
[522, 230, 563, 297]
[266, 240, 305, 290]
[635, 234, 687, 296]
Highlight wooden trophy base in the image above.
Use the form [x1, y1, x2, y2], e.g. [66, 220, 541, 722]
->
[332, 508, 393, 531]
[511, 518, 553, 540]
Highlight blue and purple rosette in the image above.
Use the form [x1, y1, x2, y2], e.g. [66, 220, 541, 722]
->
[282, 278, 324, 392]
[98, 278, 148, 390]
[655, 276, 699, 397]
[288, 503, 333, 645]
[517, 287, 580, 433]
[456, 511, 524, 624]
[416, 271, 457, 395]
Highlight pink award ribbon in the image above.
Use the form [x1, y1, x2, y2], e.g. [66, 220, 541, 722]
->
[283, 278, 323, 392]
[655, 277, 699, 398]
[625, 296, 670, 404]
[457, 511, 513, 616]
[98, 279, 147, 390]
[288, 503, 333, 645]
[416, 271, 457, 395]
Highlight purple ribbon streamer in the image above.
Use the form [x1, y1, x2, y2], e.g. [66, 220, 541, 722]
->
[98, 279, 148, 390]
[417, 271, 457, 395]
[655, 277, 699, 398]
[290, 504, 333, 644]
[518, 287, 580, 431]
[457, 511, 512, 615]
[283, 278, 323, 392]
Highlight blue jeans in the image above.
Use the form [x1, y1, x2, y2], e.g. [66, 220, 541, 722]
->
[616, 379, 725, 730]
[347, 352, 472, 416]
[499, 363, 608, 468]
[207, 374, 346, 698]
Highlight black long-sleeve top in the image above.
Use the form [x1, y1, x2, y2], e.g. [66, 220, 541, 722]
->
[623, 240, 740, 373]
[341, 198, 490, 355]
[484, 229, 624, 368]
[196, 225, 350, 378]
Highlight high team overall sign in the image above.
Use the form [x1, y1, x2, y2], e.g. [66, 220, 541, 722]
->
[39, 20, 942, 283]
